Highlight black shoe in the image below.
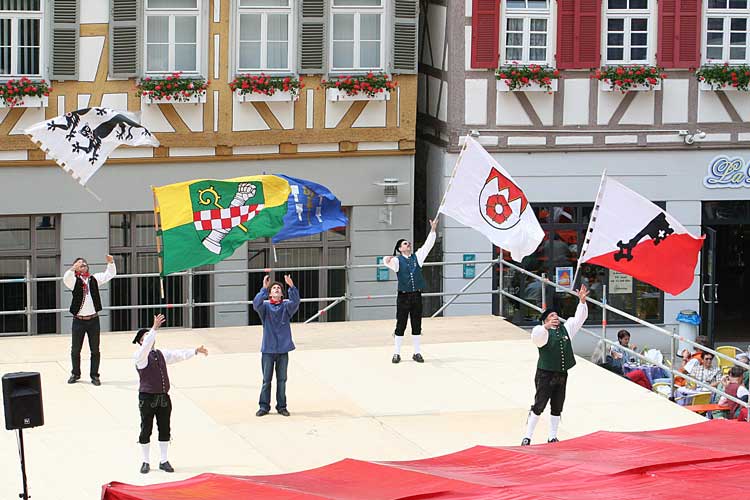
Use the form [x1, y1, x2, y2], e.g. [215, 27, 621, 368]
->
[140, 463, 150, 474]
[277, 409, 290, 417]
[91, 377, 101, 386]
[521, 438, 531, 446]
[412, 353, 424, 363]
[547, 438, 559, 443]
[159, 461, 174, 473]
[392, 354, 401, 364]
[67, 375, 80, 384]
[256, 409, 269, 417]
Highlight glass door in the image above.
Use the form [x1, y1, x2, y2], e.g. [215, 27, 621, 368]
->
[700, 226, 717, 343]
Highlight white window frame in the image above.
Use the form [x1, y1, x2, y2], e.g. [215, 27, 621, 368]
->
[500, 1, 554, 66]
[329, 0, 386, 74]
[234, 0, 294, 74]
[144, 0, 204, 77]
[602, 0, 654, 65]
[0, 1, 44, 78]
[703, 0, 750, 64]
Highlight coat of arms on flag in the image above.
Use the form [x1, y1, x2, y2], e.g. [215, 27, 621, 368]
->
[578, 175, 705, 296]
[438, 136, 544, 261]
[24, 107, 159, 187]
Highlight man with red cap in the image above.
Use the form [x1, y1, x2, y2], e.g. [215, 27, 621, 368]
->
[522, 284, 589, 445]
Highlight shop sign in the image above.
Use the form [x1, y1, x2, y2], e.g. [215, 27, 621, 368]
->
[376, 257, 390, 281]
[608, 271, 633, 294]
[463, 254, 476, 279]
[704, 156, 750, 188]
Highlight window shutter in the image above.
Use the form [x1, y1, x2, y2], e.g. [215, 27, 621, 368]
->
[50, 0, 79, 81]
[557, 0, 601, 69]
[470, 0, 500, 69]
[658, 0, 701, 68]
[391, 0, 419, 74]
[298, 0, 327, 74]
[109, 0, 141, 78]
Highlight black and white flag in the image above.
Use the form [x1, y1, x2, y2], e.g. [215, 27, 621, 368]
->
[25, 107, 159, 186]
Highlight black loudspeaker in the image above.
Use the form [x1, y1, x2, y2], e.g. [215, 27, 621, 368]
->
[2, 372, 44, 430]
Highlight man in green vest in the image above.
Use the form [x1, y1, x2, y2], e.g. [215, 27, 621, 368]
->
[382, 219, 438, 364]
[521, 284, 589, 446]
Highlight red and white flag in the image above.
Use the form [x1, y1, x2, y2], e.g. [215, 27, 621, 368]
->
[578, 175, 704, 296]
[438, 137, 544, 261]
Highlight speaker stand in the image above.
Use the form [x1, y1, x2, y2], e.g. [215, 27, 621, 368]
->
[17, 428, 29, 500]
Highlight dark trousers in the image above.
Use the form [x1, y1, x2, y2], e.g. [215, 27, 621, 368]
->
[531, 368, 568, 416]
[259, 353, 289, 411]
[71, 317, 101, 378]
[138, 393, 172, 444]
[394, 291, 422, 336]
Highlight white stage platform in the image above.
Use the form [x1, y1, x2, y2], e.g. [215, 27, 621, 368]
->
[0, 316, 703, 499]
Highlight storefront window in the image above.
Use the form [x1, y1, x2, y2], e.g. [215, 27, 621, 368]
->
[495, 204, 664, 326]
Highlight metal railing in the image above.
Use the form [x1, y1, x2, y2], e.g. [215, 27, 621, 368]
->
[2, 255, 749, 419]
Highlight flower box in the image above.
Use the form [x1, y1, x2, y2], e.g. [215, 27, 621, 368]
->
[326, 88, 390, 101]
[0, 95, 48, 108]
[496, 79, 558, 92]
[234, 90, 299, 102]
[141, 93, 206, 105]
[698, 81, 742, 91]
[599, 80, 661, 92]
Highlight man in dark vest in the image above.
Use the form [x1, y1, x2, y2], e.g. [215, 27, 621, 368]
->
[521, 284, 589, 446]
[63, 255, 116, 385]
[382, 218, 438, 364]
[133, 313, 208, 474]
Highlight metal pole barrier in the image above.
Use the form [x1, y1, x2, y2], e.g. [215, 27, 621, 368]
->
[601, 285, 607, 344]
[345, 248, 351, 321]
[670, 326, 676, 399]
[305, 297, 345, 324]
[25, 261, 32, 335]
[431, 261, 494, 318]
[186, 267, 193, 330]
[498, 258, 504, 316]
[540, 273, 547, 311]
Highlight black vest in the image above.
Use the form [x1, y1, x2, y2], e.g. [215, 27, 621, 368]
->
[69, 276, 102, 315]
[137, 350, 171, 394]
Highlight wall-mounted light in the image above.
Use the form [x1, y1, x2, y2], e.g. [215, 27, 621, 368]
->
[679, 129, 707, 145]
[374, 178, 408, 225]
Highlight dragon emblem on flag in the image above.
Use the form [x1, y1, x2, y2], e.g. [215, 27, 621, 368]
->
[479, 166, 530, 230]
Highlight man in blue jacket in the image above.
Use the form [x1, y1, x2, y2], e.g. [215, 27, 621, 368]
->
[252, 274, 300, 417]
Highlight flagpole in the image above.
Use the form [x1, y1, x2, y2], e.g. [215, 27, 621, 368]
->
[152, 186, 165, 300]
[573, 170, 607, 287]
[434, 135, 471, 221]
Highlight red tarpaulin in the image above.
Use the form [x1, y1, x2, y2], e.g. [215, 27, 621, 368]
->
[102, 420, 750, 500]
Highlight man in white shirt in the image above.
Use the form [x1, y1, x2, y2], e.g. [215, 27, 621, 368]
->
[382, 219, 438, 364]
[522, 285, 589, 446]
[133, 313, 208, 474]
[62, 255, 116, 385]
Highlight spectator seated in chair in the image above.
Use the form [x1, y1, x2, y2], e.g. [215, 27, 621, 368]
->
[715, 366, 749, 420]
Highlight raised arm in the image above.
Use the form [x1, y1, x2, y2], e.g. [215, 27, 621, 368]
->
[162, 345, 207, 365]
[93, 255, 116, 284]
[415, 219, 438, 266]
[563, 285, 589, 339]
[253, 275, 271, 316]
[531, 324, 549, 348]
[134, 328, 157, 369]
[382, 255, 399, 272]
[63, 260, 83, 290]
[284, 275, 300, 316]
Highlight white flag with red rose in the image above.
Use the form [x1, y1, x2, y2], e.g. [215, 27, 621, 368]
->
[438, 137, 544, 261]
[578, 176, 704, 296]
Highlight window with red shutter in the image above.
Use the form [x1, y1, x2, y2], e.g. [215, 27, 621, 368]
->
[471, 0, 500, 68]
[557, 0, 602, 69]
[657, 0, 702, 68]
[502, 0, 552, 65]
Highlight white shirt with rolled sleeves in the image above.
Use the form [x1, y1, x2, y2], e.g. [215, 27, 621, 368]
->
[531, 303, 588, 348]
[63, 262, 117, 316]
[381, 231, 436, 272]
[134, 328, 196, 370]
